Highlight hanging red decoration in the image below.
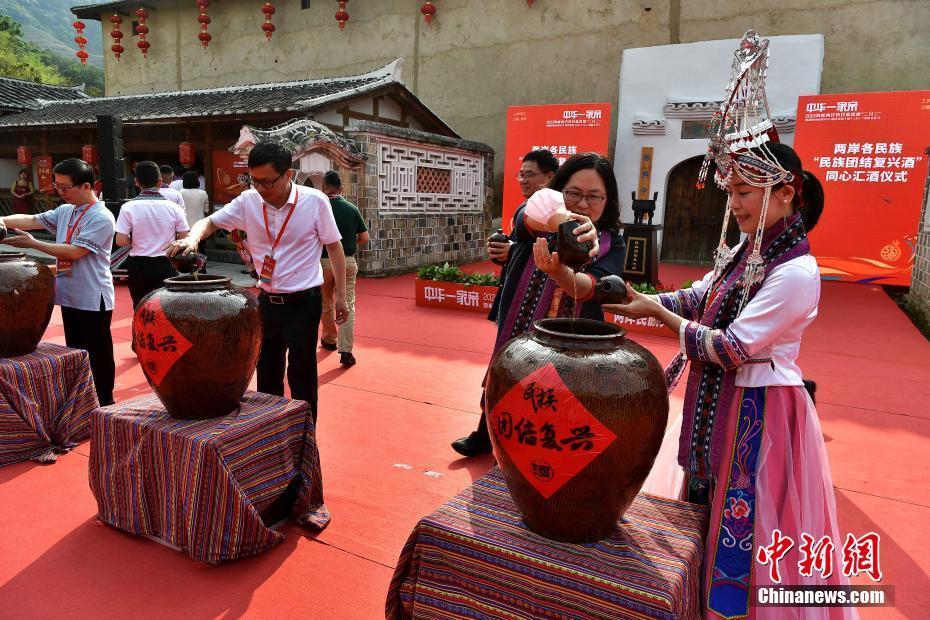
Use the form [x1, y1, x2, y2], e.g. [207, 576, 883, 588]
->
[73, 20, 89, 65]
[527, 0, 535, 6]
[197, 0, 212, 49]
[109, 14, 125, 61]
[135, 7, 150, 58]
[17, 146, 32, 166]
[335, 1, 349, 30]
[179, 142, 196, 167]
[81, 145, 99, 166]
[420, 2, 436, 26]
[261, 2, 276, 40]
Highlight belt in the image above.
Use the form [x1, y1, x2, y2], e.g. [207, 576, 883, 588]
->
[259, 287, 321, 305]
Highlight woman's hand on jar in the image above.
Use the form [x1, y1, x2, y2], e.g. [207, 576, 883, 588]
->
[533, 238, 570, 279]
[602, 284, 658, 319]
[568, 213, 599, 258]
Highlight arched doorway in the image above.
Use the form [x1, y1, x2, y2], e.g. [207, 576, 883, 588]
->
[661, 155, 738, 264]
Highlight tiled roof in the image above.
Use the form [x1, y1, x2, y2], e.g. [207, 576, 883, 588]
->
[72, 1, 160, 20]
[0, 77, 88, 113]
[0, 61, 411, 128]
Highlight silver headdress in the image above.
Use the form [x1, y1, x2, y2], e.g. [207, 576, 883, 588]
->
[698, 30, 798, 304]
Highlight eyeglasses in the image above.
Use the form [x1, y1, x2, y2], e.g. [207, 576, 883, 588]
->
[563, 190, 606, 206]
[516, 171, 543, 180]
[247, 171, 287, 189]
[52, 182, 77, 192]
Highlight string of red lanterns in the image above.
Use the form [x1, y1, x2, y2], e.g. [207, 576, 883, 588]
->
[197, 0, 212, 49]
[109, 13, 124, 61]
[335, 1, 349, 31]
[420, 2, 436, 26]
[135, 8, 151, 58]
[73, 20, 89, 65]
[261, 2, 276, 40]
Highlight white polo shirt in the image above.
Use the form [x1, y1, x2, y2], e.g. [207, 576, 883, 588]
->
[159, 186, 186, 208]
[116, 189, 190, 257]
[210, 182, 341, 293]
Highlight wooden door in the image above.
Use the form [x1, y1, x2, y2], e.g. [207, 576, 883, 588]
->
[661, 156, 738, 264]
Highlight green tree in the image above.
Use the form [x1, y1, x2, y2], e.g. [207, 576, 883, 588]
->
[0, 13, 103, 95]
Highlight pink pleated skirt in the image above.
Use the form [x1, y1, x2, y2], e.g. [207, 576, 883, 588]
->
[643, 386, 859, 619]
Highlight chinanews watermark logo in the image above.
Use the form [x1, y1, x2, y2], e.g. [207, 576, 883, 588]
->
[753, 530, 894, 609]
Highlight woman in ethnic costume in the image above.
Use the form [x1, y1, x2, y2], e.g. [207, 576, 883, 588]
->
[453, 152, 627, 457]
[606, 143, 855, 619]
[606, 30, 856, 619]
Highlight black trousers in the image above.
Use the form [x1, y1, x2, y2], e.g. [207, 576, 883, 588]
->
[256, 291, 323, 423]
[61, 298, 115, 406]
[126, 256, 177, 309]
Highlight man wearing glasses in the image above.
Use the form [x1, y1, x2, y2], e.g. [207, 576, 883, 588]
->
[0, 158, 117, 405]
[167, 142, 348, 424]
[452, 148, 559, 457]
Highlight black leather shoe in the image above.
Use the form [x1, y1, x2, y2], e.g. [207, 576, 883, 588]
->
[451, 432, 492, 457]
[339, 352, 356, 367]
[320, 339, 337, 351]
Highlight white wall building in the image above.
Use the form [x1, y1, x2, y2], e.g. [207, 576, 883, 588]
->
[614, 35, 824, 262]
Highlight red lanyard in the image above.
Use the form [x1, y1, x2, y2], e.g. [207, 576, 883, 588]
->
[262, 200, 297, 257]
[66, 204, 91, 243]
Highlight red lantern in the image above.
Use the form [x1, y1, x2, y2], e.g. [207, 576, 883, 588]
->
[420, 2, 436, 26]
[335, 1, 349, 30]
[197, 0, 212, 49]
[110, 13, 124, 61]
[17, 146, 32, 166]
[527, 0, 535, 6]
[136, 7, 150, 58]
[81, 145, 98, 166]
[261, 3, 276, 40]
[179, 142, 196, 168]
[73, 20, 89, 65]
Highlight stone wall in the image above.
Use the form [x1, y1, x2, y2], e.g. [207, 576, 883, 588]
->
[94, 0, 930, 210]
[347, 122, 493, 276]
[910, 148, 930, 308]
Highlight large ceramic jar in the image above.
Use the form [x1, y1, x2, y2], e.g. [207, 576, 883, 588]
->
[133, 275, 261, 420]
[485, 318, 668, 543]
[0, 252, 55, 358]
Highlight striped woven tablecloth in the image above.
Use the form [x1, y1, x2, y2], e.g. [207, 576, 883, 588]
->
[89, 390, 330, 564]
[387, 467, 708, 620]
[0, 342, 98, 465]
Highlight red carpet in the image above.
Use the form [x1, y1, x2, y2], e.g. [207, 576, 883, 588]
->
[0, 262, 927, 618]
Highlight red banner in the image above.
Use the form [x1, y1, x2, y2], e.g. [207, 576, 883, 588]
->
[211, 150, 249, 203]
[793, 91, 930, 286]
[488, 362, 617, 499]
[502, 103, 612, 233]
[35, 156, 54, 193]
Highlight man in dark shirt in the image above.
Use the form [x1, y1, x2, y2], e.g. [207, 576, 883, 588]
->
[319, 171, 369, 367]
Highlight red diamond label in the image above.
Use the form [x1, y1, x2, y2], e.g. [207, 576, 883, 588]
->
[488, 362, 617, 499]
[133, 296, 193, 388]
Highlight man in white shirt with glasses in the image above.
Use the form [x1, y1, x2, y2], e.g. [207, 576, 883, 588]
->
[167, 142, 347, 424]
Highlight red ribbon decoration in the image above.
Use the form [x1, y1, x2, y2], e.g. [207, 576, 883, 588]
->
[110, 14, 124, 61]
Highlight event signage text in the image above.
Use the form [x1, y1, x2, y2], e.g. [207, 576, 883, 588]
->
[793, 91, 930, 285]
[502, 103, 611, 232]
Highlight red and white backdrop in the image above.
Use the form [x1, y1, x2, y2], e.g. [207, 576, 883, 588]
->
[501, 103, 612, 233]
[793, 91, 930, 286]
